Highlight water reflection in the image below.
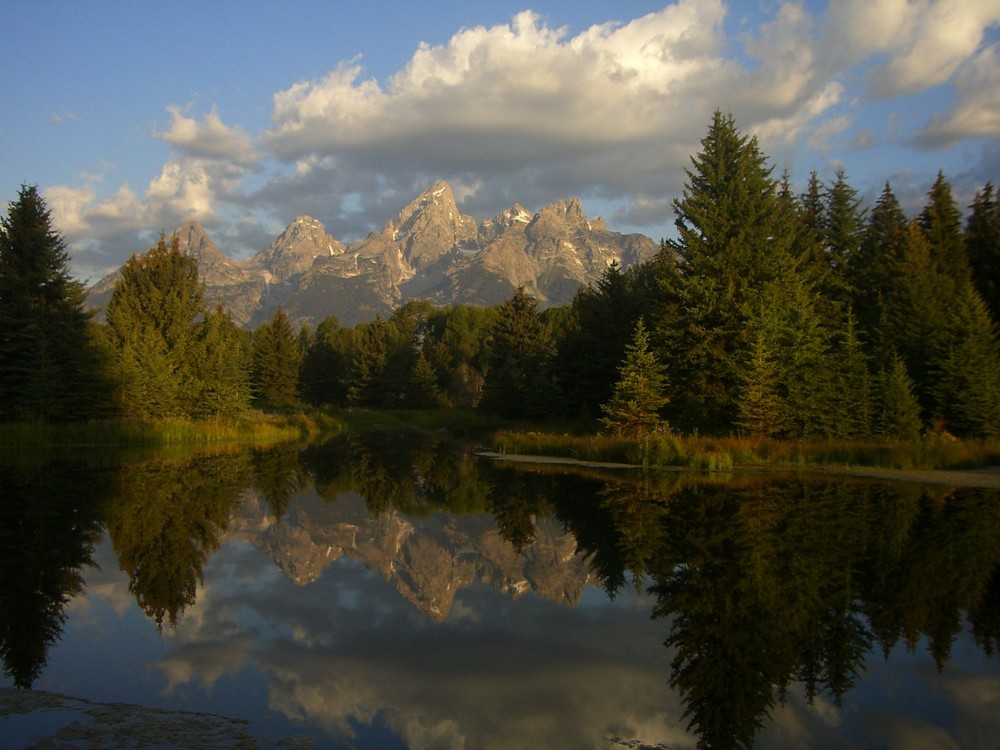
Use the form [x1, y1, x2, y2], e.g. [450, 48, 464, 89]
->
[0, 458, 106, 688]
[1, 431, 999, 749]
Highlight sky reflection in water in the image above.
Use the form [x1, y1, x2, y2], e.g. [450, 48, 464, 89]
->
[1, 435, 998, 749]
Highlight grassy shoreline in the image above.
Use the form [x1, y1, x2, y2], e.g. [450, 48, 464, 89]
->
[489, 428, 1000, 472]
[5, 407, 998, 474]
[0, 411, 344, 450]
[326, 409, 1000, 472]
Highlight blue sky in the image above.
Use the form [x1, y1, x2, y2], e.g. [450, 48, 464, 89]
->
[3, 0, 999, 282]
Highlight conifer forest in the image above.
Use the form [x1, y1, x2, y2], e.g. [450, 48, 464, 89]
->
[2, 112, 999, 441]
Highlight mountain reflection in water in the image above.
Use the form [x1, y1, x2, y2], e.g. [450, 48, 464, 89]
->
[1, 429, 998, 749]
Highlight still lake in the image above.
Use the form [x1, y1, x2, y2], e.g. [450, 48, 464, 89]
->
[1, 428, 998, 749]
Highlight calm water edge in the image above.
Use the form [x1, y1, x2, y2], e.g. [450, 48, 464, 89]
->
[1, 429, 998, 749]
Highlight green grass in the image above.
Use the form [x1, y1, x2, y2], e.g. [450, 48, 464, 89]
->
[0, 410, 345, 450]
[487, 429, 1000, 472]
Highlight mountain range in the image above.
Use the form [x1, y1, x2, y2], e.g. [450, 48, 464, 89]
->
[226, 490, 592, 622]
[86, 181, 659, 328]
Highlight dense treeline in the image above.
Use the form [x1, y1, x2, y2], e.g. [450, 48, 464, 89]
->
[2, 112, 999, 437]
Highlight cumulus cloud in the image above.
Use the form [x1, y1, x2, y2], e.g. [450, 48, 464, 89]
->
[263, 4, 731, 165]
[154, 105, 258, 166]
[40, 1, 1000, 281]
[917, 45, 1000, 147]
[821, 0, 1000, 97]
[868, 1, 999, 97]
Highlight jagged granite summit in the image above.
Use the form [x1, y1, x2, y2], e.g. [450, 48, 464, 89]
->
[86, 181, 658, 328]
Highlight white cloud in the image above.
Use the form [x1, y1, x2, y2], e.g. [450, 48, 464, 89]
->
[154, 105, 258, 166]
[823, 0, 1000, 98]
[263, 3, 732, 163]
[917, 45, 1000, 147]
[40, 1, 1000, 282]
[870, 1, 1000, 97]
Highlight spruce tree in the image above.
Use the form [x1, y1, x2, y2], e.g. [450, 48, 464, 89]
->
[105, 234, 204, 418]
[479, 287, 554, 418]
[665, 111, 808, 432]
[737, 331, 787, 437]
[251, 308, 302, 409]
[300, 315, 353, 407]
[0, 185, 108, 421]
[348, 316, 390, 407]
[829, 311, 872, 439]
[793, 171, 830, 294]
[190, 305, 251, 416]
[852, 183, 910, 340]
[600, 318, 668, 436]
[919, 172, 970, 289]
[554, 261, 646, 417]
[821, 169, 865, 316]
[875, 353, 923, 440]
[877, 226, 949, 415]
[408, 349, 447, 409]
[932, 285, 1000, 437]
[966, 182, 1000, 325]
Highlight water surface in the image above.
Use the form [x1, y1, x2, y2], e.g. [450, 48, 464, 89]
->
[1, 430, 998, 748]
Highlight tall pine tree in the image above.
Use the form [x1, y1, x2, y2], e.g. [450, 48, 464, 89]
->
[600, 318, 669, 436]
[105, 234, 204, 418]
[0, 185, 108, 421]
[664, 111, 816, 433]
[966, 182, 1000, 325]
[919, 172, 970, 290]
[478, 287, 555, 419]
[251, 308, 302, 409]
[851, 183, 910, 341]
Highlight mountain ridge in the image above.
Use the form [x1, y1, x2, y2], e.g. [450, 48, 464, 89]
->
[86, 181, 659, 328]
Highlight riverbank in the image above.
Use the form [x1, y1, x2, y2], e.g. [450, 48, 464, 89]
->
[487, 427, 1000, 474]
[478, 450, 1000, 489]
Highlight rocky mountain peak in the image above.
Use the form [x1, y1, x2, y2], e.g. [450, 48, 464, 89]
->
[171, 221, 226, 265]
[252, 215, 345, 284]
[387, 181, 478, 270]
[86, 181, 660, 329]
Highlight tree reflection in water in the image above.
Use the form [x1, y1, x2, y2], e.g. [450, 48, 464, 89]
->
[1, 430, 999, 749]
[0, 457, 107, 688]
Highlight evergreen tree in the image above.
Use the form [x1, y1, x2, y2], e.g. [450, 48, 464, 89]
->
[479, 287, 555, 418]
[251, 307, 302, 409]
[821, 169, 865, 315]
[932, 285, 1000, 437]
[408, 349, 447, 409]
[919, 172, 970, 288]
[875, 353, 923, 440]
[737, 331, 787, 438]
[966, 182, 1000, 325]
[745, 274, 836, 437]
[664, 111, 807, 432]
[348, 316, 390, 407]
[0, 185, 108, 421]
[829, 311, 872, 439]
[105, 234, 204, 418]
[877, 226, 949, 414]
[436, 304, 496, 407]
[852, 183, 910, 340]
[793, 171, 830, 292]
[189, 305, 251, 416]
[555, 261, 647, 417]
[300, 315, 353, 407]
[600, 318, 669, 436]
